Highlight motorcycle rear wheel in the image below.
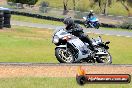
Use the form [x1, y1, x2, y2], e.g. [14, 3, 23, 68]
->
[84, 21, 90, 28]
[55, 48, 74, 63]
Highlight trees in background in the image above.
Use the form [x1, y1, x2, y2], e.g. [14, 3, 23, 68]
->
[117, 0, 132, 16]
[72, 0, 81, 10]
[7, 0, 38, 5]
[63, 0, 81, 14]
[90, 0, 132, 16]
[72, 0, 76, 10]
[63, 0, 69, 15]
[7, 0, 132, 16]
[90, 0, 113, 15]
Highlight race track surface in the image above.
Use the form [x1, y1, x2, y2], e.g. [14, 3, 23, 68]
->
[11, 21, 132, 37]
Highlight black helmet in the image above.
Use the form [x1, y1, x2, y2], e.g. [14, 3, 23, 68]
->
[63, 17, 74, 26]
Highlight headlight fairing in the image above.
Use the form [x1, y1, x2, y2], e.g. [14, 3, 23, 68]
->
[53, 36, 59, 44]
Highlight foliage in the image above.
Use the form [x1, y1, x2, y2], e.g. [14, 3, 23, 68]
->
[7, 0, 38, 5]
[90, 0, 113, 15]
[35, 0, 130, 16]
[116, 0, 132, 16]
[39, 1, 49, 13]
[39, 1, 49, 7]
[117, 0, 132, 7]
[120, 20, 132, 29]
[63, 0, 69, 15]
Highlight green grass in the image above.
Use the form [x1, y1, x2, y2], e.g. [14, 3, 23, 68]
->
[12, 15, 64, 26]
[0, 26, 132, 64]
[0, 26, 57, 63]
[12, 15, 132, 32]
[0, 77, 131, 88]
[88, 33, 132, 64]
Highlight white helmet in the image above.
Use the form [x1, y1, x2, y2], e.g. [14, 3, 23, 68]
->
[90, 10, 93, 13]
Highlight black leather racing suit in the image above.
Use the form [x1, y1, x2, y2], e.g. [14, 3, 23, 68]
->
[87, 12, 94, 19]
[66, 24, 95, 51]
[86, 12, 94, 25]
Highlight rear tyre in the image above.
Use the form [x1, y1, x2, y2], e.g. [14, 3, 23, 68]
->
[55, 48, 74, 63]
[84, 21, 90, 28]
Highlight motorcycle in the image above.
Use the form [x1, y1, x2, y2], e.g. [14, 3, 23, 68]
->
[52, 28, 112, 63]
[83, 16, 100, 29]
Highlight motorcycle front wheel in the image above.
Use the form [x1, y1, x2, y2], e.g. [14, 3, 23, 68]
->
[94, 22, 100, 29]
[96, 47, 112, 64]
[55, 48, 74, 63]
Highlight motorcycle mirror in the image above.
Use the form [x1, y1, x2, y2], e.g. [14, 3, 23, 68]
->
[105, 41, 110, 44]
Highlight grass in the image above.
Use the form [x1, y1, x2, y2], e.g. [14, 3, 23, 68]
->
[0, 77, 131, 88]
[88, 33, 132, 64]
[0, 26, 57, 63]
[12, 15, 132, 32]
[0, 26, 132, 64]
[12, 15, 64, 26]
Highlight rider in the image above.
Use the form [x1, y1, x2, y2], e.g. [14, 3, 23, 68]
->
[85, 10, 94, 26]
[87, 10, 94, 19]
[63, 17, 96, 52]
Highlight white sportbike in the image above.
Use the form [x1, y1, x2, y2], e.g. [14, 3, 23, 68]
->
[52, 28, 112, 63]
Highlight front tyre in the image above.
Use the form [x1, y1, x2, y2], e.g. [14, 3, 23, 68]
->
[96, 52, 112, 64]
[96, 47, 112, 64]
[55, 48, 74, 63]
[94, 22, 100, 29]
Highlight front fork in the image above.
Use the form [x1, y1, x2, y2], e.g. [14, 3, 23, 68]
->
[65, 43, 68, 55]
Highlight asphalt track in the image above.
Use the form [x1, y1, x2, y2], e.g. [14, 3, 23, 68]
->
[11, 21, 132, 37]
[0, 62, 132, 66]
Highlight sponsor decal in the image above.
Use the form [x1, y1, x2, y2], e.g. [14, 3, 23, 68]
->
[76, 66, 131, 85]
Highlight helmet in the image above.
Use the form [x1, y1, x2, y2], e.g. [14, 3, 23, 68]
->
[63, 17, 74, 26]
[89, 10, 93, 13]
